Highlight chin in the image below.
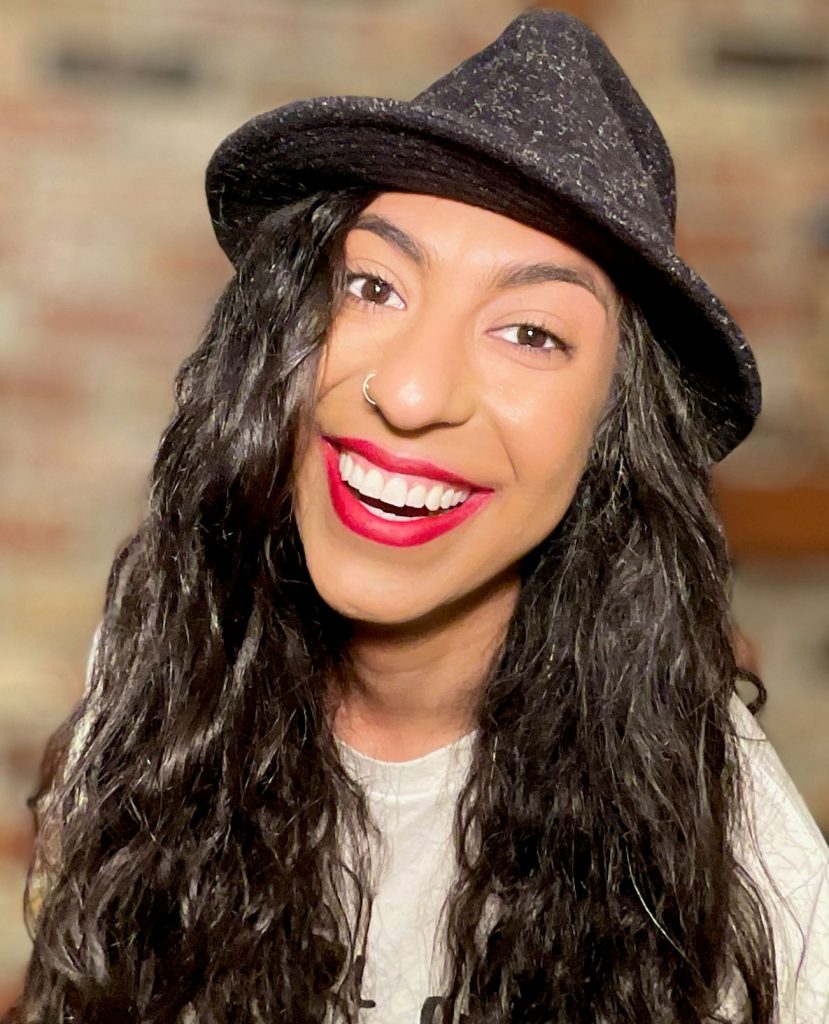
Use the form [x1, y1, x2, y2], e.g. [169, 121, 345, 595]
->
[304, 552, 439, 626]
[317, 584, 439, 628]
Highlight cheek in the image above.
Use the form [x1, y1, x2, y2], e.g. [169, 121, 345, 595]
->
[499, 378, 608, 517]
[316, 314, 379, 396]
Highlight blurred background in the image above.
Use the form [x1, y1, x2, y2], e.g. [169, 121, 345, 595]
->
[1, 0, 827, 1003]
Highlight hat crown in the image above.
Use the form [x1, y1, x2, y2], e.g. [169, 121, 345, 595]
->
[412, 10, 677, 232]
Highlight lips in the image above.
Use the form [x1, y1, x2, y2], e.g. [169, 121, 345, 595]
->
[321, 437, 493, 548]
[327, 435, 484, 490]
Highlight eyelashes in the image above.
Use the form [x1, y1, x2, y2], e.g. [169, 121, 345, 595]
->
[342, 270, 574, 358]
[494, 323, 572, 355]
[345, 271, 405, 310]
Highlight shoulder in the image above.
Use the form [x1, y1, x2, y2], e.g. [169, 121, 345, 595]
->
[729, 694, 828, 861]
[728, 693, 829, 1023]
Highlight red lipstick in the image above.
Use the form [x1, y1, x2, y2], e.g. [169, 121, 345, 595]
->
[321, 438, 493, 548]
[326, 435, 483, 491]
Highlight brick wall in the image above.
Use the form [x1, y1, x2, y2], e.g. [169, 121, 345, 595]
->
[1, 0, 827, 1006]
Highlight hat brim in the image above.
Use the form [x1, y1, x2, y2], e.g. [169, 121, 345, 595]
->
[206, 96, 760, 460]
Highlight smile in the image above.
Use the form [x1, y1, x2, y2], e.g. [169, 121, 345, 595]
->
[321, 437, 494, 547]
[338, 447, 471, 516]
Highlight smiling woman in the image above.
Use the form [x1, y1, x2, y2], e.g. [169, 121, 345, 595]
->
[6, 9, 829, 1024]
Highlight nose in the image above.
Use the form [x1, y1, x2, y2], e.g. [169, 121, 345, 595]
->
[361, 308, 477, 432]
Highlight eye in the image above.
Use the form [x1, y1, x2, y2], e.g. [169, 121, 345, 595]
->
[344, 272, 406, 310]
[493, 322, 572, 357]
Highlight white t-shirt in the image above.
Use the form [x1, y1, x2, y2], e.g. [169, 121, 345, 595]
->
[338, 695, 829, 1024]
[337, 731, 474, 1021]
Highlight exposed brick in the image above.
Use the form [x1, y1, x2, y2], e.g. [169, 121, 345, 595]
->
[148, 240, 231, 294]
[35, 296, 191, 354]
[0, 515, 69, 555]
[0, 367, 80, 409]
[0, 827, 34, 865]
[0, 982, 23, 1022]
[0, 94, 107, 141]
[725, 298, 815, 337]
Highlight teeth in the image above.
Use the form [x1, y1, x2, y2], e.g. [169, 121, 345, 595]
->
[407, 483, 426, 509]
[347, 462, 365, 489]
[380, 476, 408, 508]
[361, 467, 384, 500]
[424, 485, 443, 511]
[361, 504, 419, 521]
[337, 449, 472, 512]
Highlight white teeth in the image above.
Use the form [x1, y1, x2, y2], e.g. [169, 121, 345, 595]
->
[361, 504, 422, 521]
[347, 462, 365, 489]
[424, 485, 443, 512]
[337, 447, 472, 512]
[380, 476, 408, 508]
[360, 467, 384, 500]
[406, 483, 426, 508]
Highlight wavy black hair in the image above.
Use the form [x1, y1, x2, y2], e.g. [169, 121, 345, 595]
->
[7, 189, 776, 1024]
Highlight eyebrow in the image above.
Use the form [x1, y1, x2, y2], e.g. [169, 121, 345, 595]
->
[352, 212, 611, 312]
[354, 213, 433, 269]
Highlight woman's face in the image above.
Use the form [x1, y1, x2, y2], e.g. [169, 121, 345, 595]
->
[293, 192, 619, 626]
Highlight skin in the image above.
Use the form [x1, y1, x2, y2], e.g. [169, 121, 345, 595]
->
[293, 192, 619, 759]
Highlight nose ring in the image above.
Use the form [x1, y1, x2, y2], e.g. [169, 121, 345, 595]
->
[362, 372, 378, 407]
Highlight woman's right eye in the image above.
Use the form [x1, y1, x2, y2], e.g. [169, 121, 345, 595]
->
[344, 272, 406, 310]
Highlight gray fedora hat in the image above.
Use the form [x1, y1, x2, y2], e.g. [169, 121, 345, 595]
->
[205, 8, 760, 461]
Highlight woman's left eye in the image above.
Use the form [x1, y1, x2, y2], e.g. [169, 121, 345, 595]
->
[345, 273, 406, 310]
[494, 323, 572, 356]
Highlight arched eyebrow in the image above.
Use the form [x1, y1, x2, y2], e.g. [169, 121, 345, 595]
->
[352, 212, 611, 312]
[487, 262, 611, 313]
[354, 213, 430, 267]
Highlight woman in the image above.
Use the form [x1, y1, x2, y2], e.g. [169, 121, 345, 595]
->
[8, 10, 828, 1024]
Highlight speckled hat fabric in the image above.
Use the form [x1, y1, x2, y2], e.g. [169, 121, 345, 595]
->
[205, 8, 760, 460]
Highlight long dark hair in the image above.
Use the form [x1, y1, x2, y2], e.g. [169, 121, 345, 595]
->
[7, 189, 775, 1024]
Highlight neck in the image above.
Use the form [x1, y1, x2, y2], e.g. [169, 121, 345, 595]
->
[333, 569, 520, 761]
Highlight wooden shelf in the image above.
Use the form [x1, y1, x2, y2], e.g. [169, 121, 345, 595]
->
[714, 475, 829, 560]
